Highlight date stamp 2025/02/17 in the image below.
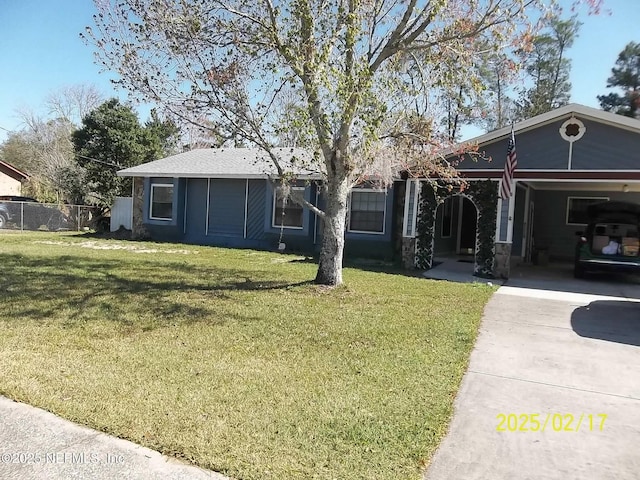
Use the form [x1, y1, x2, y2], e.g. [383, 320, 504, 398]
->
[496, 413, 607, 432]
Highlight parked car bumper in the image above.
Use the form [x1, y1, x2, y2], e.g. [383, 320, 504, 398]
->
[576, 258, 640, 274]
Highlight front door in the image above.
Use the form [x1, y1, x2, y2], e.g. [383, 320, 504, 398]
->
[458, 197, 477, 254]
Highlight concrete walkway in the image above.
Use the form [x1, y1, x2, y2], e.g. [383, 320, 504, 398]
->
[424, 277, 640, 480]
[0, 396, 227, 480]
[423, 257, 505, 285]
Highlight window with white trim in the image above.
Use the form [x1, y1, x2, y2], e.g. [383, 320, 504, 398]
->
[566, 197, 609, 225]
[150, 183, 174, 220]
[272, 186, 304, 229]
[349, 189, 386, 234]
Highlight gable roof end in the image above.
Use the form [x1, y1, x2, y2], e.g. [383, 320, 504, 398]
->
[466, 103, 640, 148]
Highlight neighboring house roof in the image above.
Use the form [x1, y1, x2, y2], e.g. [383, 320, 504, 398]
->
[117, 148, 322, 179]
[0, 160, 29, 180]
[466, 103, 640, 148]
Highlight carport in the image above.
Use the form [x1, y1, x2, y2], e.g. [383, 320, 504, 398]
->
[459, 104, 640, 277]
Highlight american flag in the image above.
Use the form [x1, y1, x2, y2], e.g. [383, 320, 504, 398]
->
[499, 127, 517, 200]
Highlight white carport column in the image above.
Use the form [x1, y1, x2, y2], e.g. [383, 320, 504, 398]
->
[506, 180, 517, 243]
[495, 195, 502, 241]
[494, 180, 516, 279]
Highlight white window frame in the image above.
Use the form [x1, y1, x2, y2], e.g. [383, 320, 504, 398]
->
[272, 186, 305, 230]
[441, 196, 454, 238]
[348, 188, 387, 235]
[149, 183, 174, 221]
[566, 196, 609, 226]
[402, 180, 420, 237]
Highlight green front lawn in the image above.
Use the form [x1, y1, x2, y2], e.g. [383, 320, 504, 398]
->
[0, 232, 494, 479]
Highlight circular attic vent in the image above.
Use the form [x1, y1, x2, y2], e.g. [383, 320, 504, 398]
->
[559, 117, 586, 142]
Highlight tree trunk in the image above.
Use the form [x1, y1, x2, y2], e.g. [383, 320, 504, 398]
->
[315, 176, 350, 286]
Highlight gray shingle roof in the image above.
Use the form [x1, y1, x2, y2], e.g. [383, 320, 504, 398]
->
[117, 148, 322, 179]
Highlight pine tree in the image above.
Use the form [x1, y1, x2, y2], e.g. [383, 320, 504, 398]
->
[598, 42, 640, 118]
[518, 15, 581, 118]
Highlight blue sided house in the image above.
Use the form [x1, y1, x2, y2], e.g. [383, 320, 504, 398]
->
[119, 104, 640, 276]
[118, 148, 402, 260]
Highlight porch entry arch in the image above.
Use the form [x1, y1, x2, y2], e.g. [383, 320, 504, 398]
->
[436, 195, 477, 255]
[415, 180, 498, 278]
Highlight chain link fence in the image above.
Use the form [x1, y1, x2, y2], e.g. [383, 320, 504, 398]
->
[0, 200, 101, 232]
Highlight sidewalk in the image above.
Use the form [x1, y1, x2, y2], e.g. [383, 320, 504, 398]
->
[0, 396, 228, 480]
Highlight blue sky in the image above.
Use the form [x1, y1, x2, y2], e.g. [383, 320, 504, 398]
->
[0, 1, 116, 138]
[0, 0, 637, 143]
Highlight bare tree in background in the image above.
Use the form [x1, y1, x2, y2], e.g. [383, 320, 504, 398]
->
[0, 85, 104, 203]
[45, 84, 104, 125]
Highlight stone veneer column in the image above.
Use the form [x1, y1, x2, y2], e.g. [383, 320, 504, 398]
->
[401, 237, 416, 269]
[493, 242, 511, 279]
[131, 177, 150, 240]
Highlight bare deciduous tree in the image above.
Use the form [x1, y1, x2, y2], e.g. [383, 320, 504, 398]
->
[45, 84, 104, 125]
[2, 85, 104, 203]
[84, 0, 603, 285]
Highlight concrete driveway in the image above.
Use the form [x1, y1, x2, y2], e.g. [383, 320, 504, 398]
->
[424, 268, 640, 480]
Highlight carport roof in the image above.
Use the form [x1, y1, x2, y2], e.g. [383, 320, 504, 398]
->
[117, 147, 323, 179]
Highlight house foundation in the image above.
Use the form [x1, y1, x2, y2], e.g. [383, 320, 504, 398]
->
[401, 237, 416, 269]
